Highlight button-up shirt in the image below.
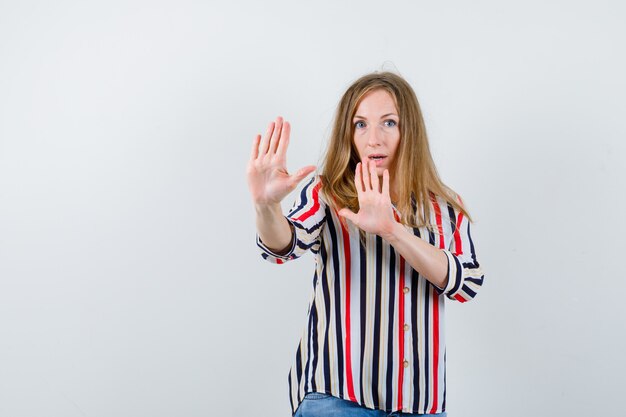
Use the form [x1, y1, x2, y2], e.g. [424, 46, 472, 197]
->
[257, 176, 484, 415]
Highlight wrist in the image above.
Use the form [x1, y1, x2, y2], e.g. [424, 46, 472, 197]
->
[254, 202, 282, 215]
[381, 221, 405, 245]
[255, 203, 286, 229]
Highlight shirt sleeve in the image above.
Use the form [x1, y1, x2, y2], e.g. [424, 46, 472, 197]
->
[256, 176, 327, 264]
[436, 202, 485, 302]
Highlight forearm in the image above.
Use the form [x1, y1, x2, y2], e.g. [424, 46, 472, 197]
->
[255, 203, 294, 254]
[384, 223, 449, 288]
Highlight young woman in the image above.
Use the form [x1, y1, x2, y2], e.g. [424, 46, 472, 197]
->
[247, 72, 484, 417]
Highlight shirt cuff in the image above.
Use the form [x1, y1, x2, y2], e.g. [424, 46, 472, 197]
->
[256, 217, 297, 262]
[433, 250, 464, 297]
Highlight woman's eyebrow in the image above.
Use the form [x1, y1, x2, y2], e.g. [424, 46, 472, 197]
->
[353, 113, 398, 119]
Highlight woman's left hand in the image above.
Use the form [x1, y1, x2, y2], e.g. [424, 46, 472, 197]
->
[338, 159, 398, 240]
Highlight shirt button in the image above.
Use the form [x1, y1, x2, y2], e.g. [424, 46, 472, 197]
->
[404, 324, 410, 331]
[403, 287, 409, 294]
[403, 360, 409, 368]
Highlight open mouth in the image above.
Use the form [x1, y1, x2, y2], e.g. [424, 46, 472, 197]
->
[367, 154, 387, 167]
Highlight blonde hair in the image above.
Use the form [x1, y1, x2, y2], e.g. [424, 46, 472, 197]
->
[320, 71, 471, 231]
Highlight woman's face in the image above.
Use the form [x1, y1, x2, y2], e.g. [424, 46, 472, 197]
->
[352, 89, 401, 178]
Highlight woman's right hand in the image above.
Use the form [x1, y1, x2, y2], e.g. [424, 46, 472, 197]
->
[247, 116, 316, 207]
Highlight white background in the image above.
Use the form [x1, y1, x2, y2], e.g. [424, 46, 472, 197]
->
[1, 1, 625, 416]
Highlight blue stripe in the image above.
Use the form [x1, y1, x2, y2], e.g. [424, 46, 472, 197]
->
[287, 177, 317, 217]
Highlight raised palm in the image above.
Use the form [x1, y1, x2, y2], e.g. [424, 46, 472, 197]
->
[247, 117, 316, 206]
[338, 160, 397, 239]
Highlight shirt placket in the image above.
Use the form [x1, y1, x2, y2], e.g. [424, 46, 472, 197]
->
[393, 207, 412, 412]
[401, 272, 413, 412]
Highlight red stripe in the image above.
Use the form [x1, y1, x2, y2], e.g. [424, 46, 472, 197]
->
[429, 287, 440, 413]
[430, 195, 445, 249]
[393, 210, 405, 410]
[453, 212, 464, 256]
[276, 258, 284, 264]
[339, 216, 357, 402]
[453, 294, 467, 303]
[294, 182, 322, 222]
[397, 255, 405, 409]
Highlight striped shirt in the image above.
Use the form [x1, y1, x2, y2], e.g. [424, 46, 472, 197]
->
[256, 176, 484, 415]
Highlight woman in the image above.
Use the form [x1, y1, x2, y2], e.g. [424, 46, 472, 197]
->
[247, 72, 484, 416]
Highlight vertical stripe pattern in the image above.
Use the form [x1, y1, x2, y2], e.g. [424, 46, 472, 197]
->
[256, 176, 485, 415]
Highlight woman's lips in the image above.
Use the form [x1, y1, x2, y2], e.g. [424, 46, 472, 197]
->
[368, 155, 387, 166]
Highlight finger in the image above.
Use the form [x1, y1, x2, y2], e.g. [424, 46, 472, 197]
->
[361, 159, 371, 191]
[275, 121, 290, 158]
[382, 169, 390, 199]
[249, 134, 261, 162]
[370, 159, 380, 193]
[265, 116, 283, 157]
[354, 162, 364, 195]
[258, 120, 275, 158]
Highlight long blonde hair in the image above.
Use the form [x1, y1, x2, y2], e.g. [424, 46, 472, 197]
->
[320, 71, 471, 231]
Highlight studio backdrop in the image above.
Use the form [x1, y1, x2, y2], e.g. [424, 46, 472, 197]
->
[0, 1, 624, 416]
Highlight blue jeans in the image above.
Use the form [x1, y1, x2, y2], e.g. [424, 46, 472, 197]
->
[294, 392, 447, 417]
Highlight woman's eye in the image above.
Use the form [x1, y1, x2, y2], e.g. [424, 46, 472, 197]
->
[384, 120, 397, 128]
[354, 121, 366, 129]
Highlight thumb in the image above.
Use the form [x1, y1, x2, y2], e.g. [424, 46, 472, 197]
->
[291, 165, 317, 185]
[338, 208, 357, 224]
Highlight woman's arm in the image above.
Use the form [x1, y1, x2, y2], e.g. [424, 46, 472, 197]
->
[255, 203, 293, 254]
[339, 160, 448, 288]
[383, 223, 449, 288]
[339, 159, 483, 298]
[338, 160, 448, 287]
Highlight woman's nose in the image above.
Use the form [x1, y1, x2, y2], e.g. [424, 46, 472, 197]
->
[367, 127, 382, 146]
